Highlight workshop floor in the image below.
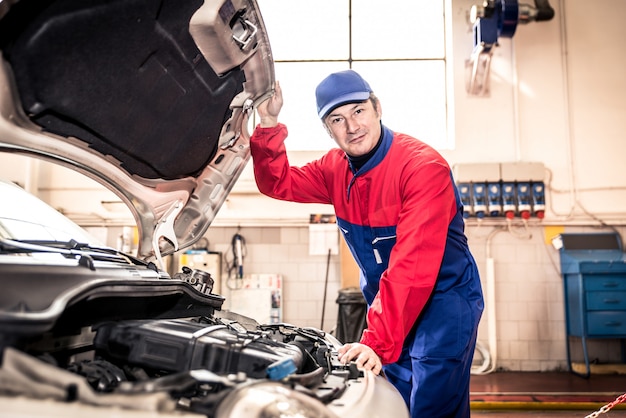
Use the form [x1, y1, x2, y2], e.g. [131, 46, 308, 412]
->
[470, 371, 626, 417]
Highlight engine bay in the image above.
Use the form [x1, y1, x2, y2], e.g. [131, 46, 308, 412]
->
[0, 273, 362, 417]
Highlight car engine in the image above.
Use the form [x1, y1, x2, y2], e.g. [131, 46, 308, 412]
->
[0, 266, 361, 418]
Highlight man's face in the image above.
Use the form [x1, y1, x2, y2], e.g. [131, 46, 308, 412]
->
[324, 99, 382, 157]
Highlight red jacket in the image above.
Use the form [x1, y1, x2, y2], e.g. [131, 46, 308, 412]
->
[250, 123, 482, 365]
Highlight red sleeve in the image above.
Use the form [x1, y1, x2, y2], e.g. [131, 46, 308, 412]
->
[250, 123, 333, 204]
[359, 160, 458, 364]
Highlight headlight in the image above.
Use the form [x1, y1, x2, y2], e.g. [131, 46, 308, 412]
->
[216, 381, 339, 418]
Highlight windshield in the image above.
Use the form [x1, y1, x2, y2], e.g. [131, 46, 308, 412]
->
[0, 179, 102, 246]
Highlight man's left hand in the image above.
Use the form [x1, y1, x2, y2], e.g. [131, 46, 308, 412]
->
[337, 343, 382, 375]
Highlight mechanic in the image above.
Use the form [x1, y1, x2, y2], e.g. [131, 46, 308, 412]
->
[249, 69, 484, 417]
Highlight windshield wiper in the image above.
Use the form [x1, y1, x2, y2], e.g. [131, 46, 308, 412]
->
[0, 237, 131, 264]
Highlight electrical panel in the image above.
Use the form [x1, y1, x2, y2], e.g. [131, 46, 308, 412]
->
[229, 274, 283, 324]
[453, 162, 545, 220]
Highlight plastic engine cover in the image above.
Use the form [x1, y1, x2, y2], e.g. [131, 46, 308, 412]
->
[93, 319, 304, 379]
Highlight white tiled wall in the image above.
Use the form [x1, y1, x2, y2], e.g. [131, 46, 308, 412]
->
[199, 226, 342, 334]
[184, 223, 626, 372]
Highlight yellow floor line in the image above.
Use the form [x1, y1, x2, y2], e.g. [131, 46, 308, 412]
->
[471, 401, 626, 411]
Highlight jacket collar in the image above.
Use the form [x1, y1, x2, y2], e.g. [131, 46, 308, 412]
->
[346, 124, 393, 201]
[348, 124, 393, 175]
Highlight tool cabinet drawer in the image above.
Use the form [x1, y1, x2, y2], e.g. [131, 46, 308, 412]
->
[584, 275, 626, 291]
[586, 291, 626, 310]
[586, 312, 626, 336]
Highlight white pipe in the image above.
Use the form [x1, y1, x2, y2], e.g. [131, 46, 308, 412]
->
[472, 254, 497, 375]
[485, 257, 497, 373]
[472, 227, 505, 375]
[557, 0, 577, 215]
[510, 39, 522, 162]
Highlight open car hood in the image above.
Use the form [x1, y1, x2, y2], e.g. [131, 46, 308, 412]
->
[0, 0, 274, 263]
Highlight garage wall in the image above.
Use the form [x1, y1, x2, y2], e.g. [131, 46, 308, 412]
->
[447, 0, 626, 220]
[1, 0, 625, 372]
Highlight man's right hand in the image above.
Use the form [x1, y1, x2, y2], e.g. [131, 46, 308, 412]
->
[257, 81, 283, 128]
[337, 342, 383, 375]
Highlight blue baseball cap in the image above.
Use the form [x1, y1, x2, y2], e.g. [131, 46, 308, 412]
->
[315, 70, 373, 119]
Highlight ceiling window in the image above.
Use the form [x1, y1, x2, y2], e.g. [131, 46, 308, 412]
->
[257, 0, 451, 151]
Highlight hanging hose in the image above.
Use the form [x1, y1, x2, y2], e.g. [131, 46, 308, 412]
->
[226, 230, 246, 290]
[233, 233, 244, 279]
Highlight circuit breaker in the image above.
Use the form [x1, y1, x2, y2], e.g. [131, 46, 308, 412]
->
[453, 162, 546, 220]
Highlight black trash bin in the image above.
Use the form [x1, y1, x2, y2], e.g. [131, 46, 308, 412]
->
[335, 287, 367, 344]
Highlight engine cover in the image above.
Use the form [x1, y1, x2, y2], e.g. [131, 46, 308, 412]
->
[93, 319, 304, 379]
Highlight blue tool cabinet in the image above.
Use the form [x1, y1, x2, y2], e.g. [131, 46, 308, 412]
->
[558, 232, 626, 378]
